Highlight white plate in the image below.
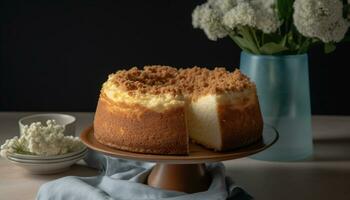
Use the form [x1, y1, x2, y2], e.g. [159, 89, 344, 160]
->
[8, 147, 87, 160]
[7, 149, 87, 163]
[7, 154, 86, 174]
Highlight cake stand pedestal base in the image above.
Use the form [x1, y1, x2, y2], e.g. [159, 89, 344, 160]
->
[80, 125, 278, 194]
[147, 163, 210, 193]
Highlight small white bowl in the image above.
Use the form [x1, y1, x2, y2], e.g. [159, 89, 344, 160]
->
[18, 113, 76, 136]
[7, 153, 86, 174]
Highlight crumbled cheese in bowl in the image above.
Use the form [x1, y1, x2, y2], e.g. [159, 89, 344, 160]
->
[0, 120, 85, 157]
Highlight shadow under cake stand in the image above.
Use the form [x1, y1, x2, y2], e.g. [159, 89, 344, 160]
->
[80, 125, 278, 193]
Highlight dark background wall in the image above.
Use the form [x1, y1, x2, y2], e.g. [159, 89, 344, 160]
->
[1, 0, 349, 114]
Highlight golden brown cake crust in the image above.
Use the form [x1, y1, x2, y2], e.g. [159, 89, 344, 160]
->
[94, 94, 189, 155]
[218, 94, 263, 150]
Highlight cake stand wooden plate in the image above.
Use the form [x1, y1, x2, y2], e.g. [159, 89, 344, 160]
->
[80, 125, 278, 193]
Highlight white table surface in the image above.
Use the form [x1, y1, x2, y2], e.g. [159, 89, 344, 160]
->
[0, 112, 349, 200]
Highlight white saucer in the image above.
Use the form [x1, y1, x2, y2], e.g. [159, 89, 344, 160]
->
[8, 147, 87, 160]
[7, 149, 87, 163]
[7, 152, 86, 174]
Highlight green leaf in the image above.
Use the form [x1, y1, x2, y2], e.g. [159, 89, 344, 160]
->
[228, 34, 250, 52]
[228, 26, 261, 54]
[298, 38, 312, 54]
[261, 32, 284, 44]
[280, 34, 287, 46]
[276, 0, 294, 20]
[238, 27, 260, 54]
[324, 43, 336, 54]
[230, 35, 256, 54]
[259, 42, 289, 54]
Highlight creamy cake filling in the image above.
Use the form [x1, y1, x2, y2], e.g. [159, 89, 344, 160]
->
[186, 94, 222, 150]
[186, 88, 257, 150]
[103, 80, 185, 112]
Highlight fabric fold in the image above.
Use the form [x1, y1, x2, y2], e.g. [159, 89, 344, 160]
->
[36, 152, 252, 200]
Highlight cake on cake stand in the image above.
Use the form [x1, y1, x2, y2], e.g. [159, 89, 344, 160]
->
[80, 125, 278, 193]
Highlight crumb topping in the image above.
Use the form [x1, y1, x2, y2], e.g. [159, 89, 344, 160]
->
[178, 67, 254, 100]
[109, 66, 181, 96]
[106, 65, 254, 99]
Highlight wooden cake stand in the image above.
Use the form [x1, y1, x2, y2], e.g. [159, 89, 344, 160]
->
[80, 125, 278, 193]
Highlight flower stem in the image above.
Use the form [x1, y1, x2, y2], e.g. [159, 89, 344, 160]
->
[239, 26, 260, 54]
[251, 28, 260, 48]
[261, 33, 265, 45]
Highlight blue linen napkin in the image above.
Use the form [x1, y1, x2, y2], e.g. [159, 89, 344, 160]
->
[36, 150, 252, 200]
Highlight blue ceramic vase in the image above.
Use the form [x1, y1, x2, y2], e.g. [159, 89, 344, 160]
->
[240, 51, 313, 161]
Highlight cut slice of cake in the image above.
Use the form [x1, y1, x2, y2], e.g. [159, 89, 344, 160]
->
[186, 90, 263, 151]
[181, 68, 263, 151]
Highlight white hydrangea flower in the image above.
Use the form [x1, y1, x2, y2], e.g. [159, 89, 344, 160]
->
[0, 137, 20, 157]
[208, 0, 238, 14]
[0, 139, 11, 157]
[255, 9, 281, 34]
[0, 120, 84, 157]
[192, 3, 228, 41]
[251, 0, 276, 13]
[293, 0, 349, 42]
[193, 0, 281, 40]
[223, 1, 280, 33]
[223, 2, 256, 29]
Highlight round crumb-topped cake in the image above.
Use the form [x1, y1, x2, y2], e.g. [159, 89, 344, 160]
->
[94, 66, 263, 155]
